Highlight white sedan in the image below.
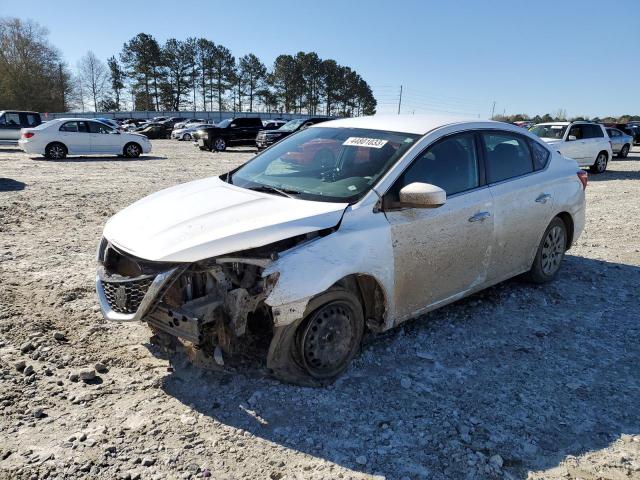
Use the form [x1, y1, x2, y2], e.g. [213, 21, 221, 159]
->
[96, 115, 586, 385]
[18, 118, 152, 159]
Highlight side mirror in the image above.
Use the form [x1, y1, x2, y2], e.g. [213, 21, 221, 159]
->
[567, 135, 577, 141]
[398, 182, 446, 208]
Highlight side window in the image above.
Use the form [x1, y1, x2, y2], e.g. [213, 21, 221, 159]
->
[60, 121, 88, 133]
[397, 133, 479, 196]
[60, 121, 79, 132]
[0, 114, 5, 126]
[590, 125, 604, 138]
[529, 140, 551, 171]
[23, 114, 39, 127]
[4, 113, 21, 127]
[568, 125, 583, 140]
[483, 132, 533, 183]
[88, 122, 112, 134]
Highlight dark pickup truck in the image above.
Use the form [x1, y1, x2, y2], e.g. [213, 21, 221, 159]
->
[255, 117, 331, 150]
[194, 117, 265, 151]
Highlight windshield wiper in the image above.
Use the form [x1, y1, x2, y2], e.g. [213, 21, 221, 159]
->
[246, 185, 300, 198]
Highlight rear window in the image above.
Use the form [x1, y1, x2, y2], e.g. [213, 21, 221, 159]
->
[1, 112, 21, 127]
[528, 140, 551, 170]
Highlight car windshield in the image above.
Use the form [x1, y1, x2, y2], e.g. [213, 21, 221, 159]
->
[529, 124, 567, 139]
[278, 119, 305, 132]
[217, 119, 232, 128]
[229, 127, 419, 203]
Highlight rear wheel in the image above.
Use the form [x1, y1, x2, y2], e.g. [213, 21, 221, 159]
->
[618, 144, 630, 159]
[524, 217, 567, 284]
[590, 151, 608, 174]
[45, 142, 67, 160]
[124, 142, 141, 158]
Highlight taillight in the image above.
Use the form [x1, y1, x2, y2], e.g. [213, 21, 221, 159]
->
[577, 170, 588, 190]
[21, 132, 34, 139]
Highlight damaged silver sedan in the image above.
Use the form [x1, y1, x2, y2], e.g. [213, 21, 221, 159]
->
[96, 115, 586, 385]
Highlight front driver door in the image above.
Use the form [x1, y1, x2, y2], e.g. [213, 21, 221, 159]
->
[383, 131, 494, 322]
[88, 121, 121, 154]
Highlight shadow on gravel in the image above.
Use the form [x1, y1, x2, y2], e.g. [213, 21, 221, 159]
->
[0, 178, 26, 191]
[159, 255, 640, 479]
[589, 166, 640, 181]
[29, 155, 167, 162]
[0, 147, 23, 154]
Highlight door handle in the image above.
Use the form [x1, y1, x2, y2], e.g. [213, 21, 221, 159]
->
[535, 193, 552, 204]
[468, 211, 491, 222]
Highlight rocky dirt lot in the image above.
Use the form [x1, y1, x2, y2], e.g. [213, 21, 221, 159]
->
[0, 140, 639, 480]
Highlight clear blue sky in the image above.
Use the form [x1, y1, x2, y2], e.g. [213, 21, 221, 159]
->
[2, 0, 638, 117]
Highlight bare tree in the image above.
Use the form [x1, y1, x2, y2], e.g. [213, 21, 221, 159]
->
[77, 51, 108, 112]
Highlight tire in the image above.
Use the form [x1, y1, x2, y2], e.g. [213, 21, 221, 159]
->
[123, 142, 142, 158]
[45, 142, 67, 160]
[618, 144, 630, 159]
[524, 217, 568, 284]
[183, 133, 192, 141]
[590, 151, 608, 174]
[213, 137, 226, 151]
[271, 288, 365, 386]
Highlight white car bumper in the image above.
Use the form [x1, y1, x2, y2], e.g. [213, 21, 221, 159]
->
[18, 139, 41, 154]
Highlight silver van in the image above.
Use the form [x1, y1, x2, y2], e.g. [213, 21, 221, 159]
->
[0, 111, 42, 143]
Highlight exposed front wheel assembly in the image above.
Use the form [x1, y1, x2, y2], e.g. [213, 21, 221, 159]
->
[268, 288, 364, 386]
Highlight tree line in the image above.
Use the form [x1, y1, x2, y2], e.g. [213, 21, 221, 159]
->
[0, 17, 376, 117]
[492, 111, 640, 124]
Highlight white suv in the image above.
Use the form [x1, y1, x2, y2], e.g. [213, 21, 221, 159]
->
[529, 121, 612, 173]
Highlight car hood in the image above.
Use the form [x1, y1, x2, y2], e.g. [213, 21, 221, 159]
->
[539, 138, 562, 145]
[103, 176, 348, 262]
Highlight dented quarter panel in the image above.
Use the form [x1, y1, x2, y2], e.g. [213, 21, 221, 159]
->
[263, 195, 397, 327]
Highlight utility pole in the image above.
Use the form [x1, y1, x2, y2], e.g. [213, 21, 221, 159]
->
[491, 101, 496, 119]
[398, 85, 403, 115]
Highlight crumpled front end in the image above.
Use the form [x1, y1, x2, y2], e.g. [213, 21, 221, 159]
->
[95, 235, 309, 365]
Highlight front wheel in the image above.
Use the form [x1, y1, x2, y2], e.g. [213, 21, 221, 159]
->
[271, 288, 364, 386]
[524, 217, 567, 284]
[183, 133, 192, 141]
[124, 142, 142, 158]
[213, 137, 226, 151]
[590, 151, 608, 174]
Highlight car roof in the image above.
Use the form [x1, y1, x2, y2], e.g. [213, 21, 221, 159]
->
[311, 114, 496, 135]
[536, 121, 571, 126]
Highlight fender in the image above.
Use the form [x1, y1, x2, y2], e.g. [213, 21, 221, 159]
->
[263, 199, 397, 329]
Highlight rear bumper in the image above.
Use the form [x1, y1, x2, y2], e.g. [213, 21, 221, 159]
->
[17, 139, 40, 154]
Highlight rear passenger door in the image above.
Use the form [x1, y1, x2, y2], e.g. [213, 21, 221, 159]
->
[59, 121, 91, 154]
[482, 131, 555, 281]
[583, 124, 605, 162]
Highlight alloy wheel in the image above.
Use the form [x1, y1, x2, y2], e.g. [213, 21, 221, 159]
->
[50, 145, 65, 159]
[596, 153, 607, 172]
[126, 144, 140, 157]
[214, 138, 226, 151]
[184, 133, 191, 141]
[541, 225, 565, 276]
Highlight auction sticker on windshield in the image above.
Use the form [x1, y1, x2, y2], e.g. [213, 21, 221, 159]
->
[343, 137, 388, 148]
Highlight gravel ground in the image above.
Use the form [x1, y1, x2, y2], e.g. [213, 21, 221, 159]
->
[0, 140, 639, 480]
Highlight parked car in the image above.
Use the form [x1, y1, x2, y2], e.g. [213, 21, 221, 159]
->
[173, 118, 207, 130]
[95, 118, 122, 130]
[159, 117, 187, 129]
[256, 117, 331, 150]
[621, 125, 640, 145]
[529, 121, 613, 173]
[96, 115, 586, 386]
[135, 123, 172, 139]
[171, 123, 209, 141]
[605, 128, 633, 158]
[0, 110, 42, 143]
[18, 118, 151, 159]
[193, 117, 263, 151]
[262, 119, 288, 130]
